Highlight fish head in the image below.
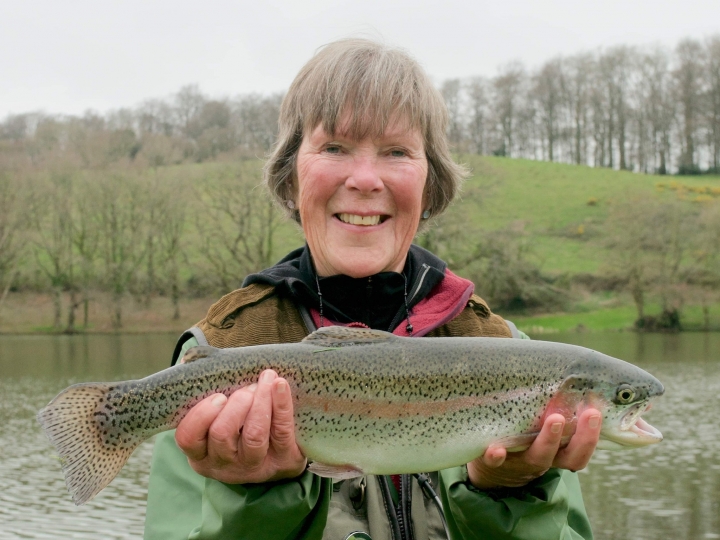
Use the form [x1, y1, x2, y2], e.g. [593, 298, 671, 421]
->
[558, 351, 665, 450]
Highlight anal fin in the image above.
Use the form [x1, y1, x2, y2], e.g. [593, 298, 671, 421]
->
[307, 461, 364, 480]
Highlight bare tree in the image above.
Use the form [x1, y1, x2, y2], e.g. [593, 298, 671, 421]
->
[674, 39, 705, 174]
[466, 77, 489, 155]
[565, 53, 593, 165]
[705, 36, 720, 172]
[603, 196, 698, 329]
[94, 171, 148, 329]
[232, 93, 283, 154]
[532, 57, 565, 162]
[27, 168, 76, 330]
[639, 47, 675, 174]
[491, 62, 526, 157]
[441, 79, 465, 150]
[195, 167, 283, 292]
[175, 85, 206, 137]
[0, 171, 27, 315]
[71, 174, 100, 329]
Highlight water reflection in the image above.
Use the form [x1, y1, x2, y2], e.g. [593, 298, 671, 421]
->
[0, 332, 718, 539]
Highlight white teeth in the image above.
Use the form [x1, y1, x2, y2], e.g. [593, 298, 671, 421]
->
[338, 213, 382, 226]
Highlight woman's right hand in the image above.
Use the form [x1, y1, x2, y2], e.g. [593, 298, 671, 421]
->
[175, 369, 307, 484]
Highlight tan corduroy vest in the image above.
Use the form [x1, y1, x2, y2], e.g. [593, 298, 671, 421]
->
[193, 283, 512, 347]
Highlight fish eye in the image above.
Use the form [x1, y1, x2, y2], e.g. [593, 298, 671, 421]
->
[615, 384, 635, 404]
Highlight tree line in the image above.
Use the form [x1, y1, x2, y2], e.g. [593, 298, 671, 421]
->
[439, 35, 720, 175]
[0, 161, 291, 332]
[1, 35, 719, 175]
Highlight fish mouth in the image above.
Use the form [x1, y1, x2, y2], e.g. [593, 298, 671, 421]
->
[600, 401, 663, 449]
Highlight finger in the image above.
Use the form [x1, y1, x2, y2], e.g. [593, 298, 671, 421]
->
[270, 378, 297, 451]
[554, 409, 602, 471]
[240, 370, 277, 468]
[522, 413, 566, 469]
[206, 385, 257, 463]
[175, 393, 228, 461]
[481, 445, 507, 468]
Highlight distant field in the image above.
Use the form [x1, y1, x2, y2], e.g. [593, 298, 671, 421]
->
[450, 155, 720, 274]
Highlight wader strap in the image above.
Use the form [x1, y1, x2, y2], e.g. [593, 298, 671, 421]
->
[296, 302, 317, 333]
[504, 319, 521, 339]
[170, 327, 209, 366]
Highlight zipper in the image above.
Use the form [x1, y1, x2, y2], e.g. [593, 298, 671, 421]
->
[400, 474, 415, 540]
[366, 276, 373, 327]
[378, 474, 416, 540]
[379, 476, 403, 540]
[408, 264, 431, 305]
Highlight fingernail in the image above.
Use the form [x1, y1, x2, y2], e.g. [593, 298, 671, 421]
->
[275, 381, 286, 394]
[261, 371, 275, 383]
[248, 383, 258, 393]
[589, 415, 601, 429]
[212, 394, 227, 407]
[551, 422, 563, 434]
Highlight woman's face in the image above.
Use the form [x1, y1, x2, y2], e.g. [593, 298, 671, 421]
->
[295, 118, 428, 278]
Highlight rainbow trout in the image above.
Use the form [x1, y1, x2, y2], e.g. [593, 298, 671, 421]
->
[38, 327, 664, 505]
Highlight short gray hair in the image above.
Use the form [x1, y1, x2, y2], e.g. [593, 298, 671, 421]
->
[264, 38, 467, 223]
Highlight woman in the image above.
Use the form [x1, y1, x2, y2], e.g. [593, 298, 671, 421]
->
[144, 39, 601, 540]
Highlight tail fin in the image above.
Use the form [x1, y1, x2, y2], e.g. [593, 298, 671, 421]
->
[37, 383, 138, 505]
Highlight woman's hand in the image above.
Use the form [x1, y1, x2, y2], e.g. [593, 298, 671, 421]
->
[174, 369, 307, 484]
[467, 408, 602, 490]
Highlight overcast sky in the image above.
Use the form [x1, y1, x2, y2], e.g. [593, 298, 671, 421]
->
[1, 0, 719, 119]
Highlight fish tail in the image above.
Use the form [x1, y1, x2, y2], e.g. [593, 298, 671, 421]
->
[37, 383, 137, 505]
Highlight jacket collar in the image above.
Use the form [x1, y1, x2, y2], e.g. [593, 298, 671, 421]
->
[243, 244, 447, 331]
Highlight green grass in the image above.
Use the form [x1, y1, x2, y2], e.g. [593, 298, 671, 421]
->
[508, 301, 720, 334]
[451, 155, 720, 274]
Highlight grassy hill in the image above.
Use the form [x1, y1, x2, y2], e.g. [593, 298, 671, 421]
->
[431, 156, 720, 332]
[451, 155, 720, 274]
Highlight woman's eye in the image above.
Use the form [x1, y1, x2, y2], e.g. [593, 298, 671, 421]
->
[390, 149, 406, 157]
[325, 145, 341, 154]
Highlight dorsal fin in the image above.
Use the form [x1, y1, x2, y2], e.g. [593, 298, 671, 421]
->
[180, 346, 219, 364]
[301, 327, 398, 347]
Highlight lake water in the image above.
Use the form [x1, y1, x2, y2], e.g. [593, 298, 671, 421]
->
[0, 332, 718, 539]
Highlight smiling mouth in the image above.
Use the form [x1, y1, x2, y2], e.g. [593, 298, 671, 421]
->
[336, 213, 388, 226]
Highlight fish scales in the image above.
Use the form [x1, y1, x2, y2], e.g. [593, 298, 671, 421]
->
[37, 326, 664, 505]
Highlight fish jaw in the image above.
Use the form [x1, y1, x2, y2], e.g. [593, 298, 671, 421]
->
[599, 402, 663, 449]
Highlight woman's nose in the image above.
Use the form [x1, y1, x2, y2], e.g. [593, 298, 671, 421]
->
[345, 156, 384, 193]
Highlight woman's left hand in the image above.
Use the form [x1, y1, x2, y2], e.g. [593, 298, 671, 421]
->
[467, 408, 602, 490]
